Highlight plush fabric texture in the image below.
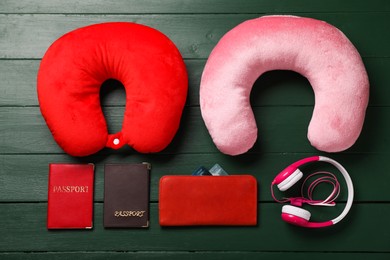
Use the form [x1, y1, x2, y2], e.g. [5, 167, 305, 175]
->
[38, 22, 188, 157]
[200, 15, 369, 155]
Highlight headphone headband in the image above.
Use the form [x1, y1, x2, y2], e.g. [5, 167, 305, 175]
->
[272, 156, 354, 228]
[272, 156, 319, 186]
[318, 156, 354, 225]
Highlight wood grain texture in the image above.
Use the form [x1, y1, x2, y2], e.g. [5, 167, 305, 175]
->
[1, 252, 389, 260]
[0, 203, 389, 252]
[1, 0, 389, 14]
[0, 0, 389, 258]
[0, 13, 389, 59]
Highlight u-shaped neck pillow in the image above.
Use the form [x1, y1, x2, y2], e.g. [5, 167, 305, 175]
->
[200, 15, 369, 155]
[38, 22, 188, 156]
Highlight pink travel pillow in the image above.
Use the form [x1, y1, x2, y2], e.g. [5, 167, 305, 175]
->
[38, 23, 188, 157]
[200, 15, 369, 155]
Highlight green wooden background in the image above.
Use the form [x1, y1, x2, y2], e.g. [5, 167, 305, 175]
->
[1, 0, 389, 259]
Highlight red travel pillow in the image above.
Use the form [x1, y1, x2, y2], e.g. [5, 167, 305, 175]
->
[37, 22, 188, 156]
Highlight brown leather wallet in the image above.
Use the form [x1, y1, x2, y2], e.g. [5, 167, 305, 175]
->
[159, 175, 257, 226]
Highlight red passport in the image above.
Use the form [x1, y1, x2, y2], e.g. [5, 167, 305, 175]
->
[159, 175, 257, 226]
[47, 164, 94, 229]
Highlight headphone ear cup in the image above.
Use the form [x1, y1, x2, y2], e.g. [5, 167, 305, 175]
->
[281, 205, 311, 227]
[277, 169, 303, 191]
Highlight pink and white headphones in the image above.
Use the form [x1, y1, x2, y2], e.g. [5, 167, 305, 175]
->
[271, 156, 354, 228]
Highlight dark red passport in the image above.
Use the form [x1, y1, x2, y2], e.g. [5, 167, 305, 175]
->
[104, 163, 150, 228]
[47, 164, 94, 229]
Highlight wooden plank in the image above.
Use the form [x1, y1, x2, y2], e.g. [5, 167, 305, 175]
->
[1, 153, 388, 202]
[0, 106, 387, 154]
[1, 0, 389, 14]
[0, 60, 39, 107]
[0, 13, 389, 59]
[1, 252, 389, 260]
[0, 203, 389, 252]
[0, 57, 388, 107]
